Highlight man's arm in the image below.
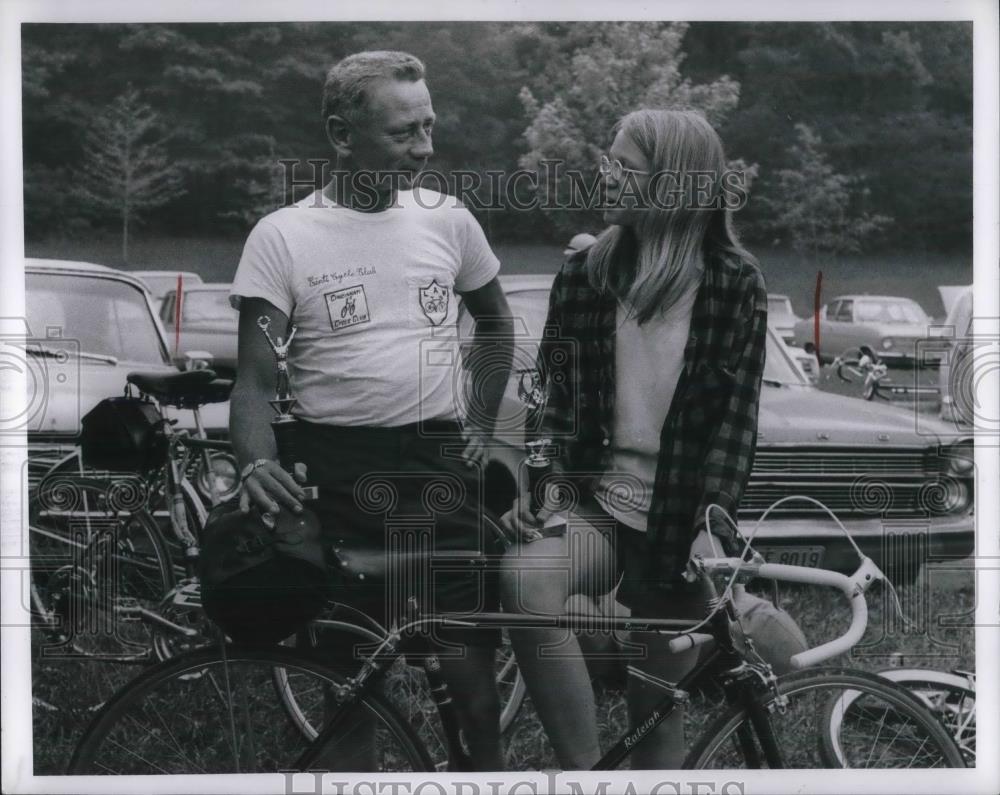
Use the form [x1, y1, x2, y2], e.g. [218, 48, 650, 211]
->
[230, 297, 305, 515]
[456, 276, 514, 464]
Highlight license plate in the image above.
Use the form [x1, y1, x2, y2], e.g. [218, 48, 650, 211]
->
[761, 546, 825, 567]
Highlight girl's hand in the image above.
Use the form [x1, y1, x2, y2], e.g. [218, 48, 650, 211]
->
[689, 528, 722, 561]
[499, 488, 559, 543]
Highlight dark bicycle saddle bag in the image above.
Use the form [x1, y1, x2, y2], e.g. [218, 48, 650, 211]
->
[80, 396, 167, 474]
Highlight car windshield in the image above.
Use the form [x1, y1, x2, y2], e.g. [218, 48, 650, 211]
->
[181, 290, 236, 325]
[137, 273, 201, 296]
[855, 299, 925, 324]
[764, 329, 809, 385]
[461, 287, 808, 386]
[767, 296, 794, 317]
[26, 272, 168, 363]
[945, 291, 973, 335]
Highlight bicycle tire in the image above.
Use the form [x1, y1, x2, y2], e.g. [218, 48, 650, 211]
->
[684, 667, 965, 769]
[68, 644, 435, 774]
[824, 668, 976, 764]
[30, 479, 175, 661]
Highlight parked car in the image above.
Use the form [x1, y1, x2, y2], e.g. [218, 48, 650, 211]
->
[159, 283, 239, 378]
[785, 342, 820, 384]
[767, 293, 800, 345]
[793, 294, 945, 365]
[461, 275, 974, 582]
[132, 270, 203, 308]
[22, 259, 230, 492]
[936, 285, 974, 426]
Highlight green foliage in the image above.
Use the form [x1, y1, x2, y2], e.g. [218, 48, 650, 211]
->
[73, 86, 186, 262]
[757, 124, 891, 257]
[20, 21, 971, 253]
[515, 22, 746, 236]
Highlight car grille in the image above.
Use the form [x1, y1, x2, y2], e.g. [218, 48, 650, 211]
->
[753, 449, 933, 475]
[742, 448, 958, 517]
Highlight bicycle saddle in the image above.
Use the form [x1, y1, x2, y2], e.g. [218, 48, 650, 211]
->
[127, 369, 233, 409]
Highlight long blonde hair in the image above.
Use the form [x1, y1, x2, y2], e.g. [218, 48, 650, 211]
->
[586, 109, 757, 324]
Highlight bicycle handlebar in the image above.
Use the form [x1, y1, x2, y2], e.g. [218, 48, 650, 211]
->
[667, 556, 881, 669]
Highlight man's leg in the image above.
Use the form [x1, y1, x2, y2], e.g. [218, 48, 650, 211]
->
[311, 616, 380, 771]
[435, 643, 503, 770]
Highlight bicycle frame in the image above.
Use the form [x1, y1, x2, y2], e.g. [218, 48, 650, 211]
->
[295, 585, 787, 772]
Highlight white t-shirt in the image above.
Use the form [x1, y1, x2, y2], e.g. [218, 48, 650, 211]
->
[230, 188, 500, 427]
[594, 281, 698, 531]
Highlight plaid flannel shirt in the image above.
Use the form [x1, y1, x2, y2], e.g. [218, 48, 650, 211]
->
[531, 249, 768, 594]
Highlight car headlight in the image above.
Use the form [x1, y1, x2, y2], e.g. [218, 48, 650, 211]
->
[929, 479, 971, 514]
[943, 440, 975, 476]
[881, 338, 894, 350]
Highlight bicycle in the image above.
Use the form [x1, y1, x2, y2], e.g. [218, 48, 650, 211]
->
[67, 541, 966, 772]
[833, 345, 940, 404]
[824, 665, 975, 764]
[30, 367, 527, 763]
[29, 369, 233, 662]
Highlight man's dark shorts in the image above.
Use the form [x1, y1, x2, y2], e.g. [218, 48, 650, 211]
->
[290, 418, 501, 653]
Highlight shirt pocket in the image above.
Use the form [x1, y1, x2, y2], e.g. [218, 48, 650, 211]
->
[406, 273, 457, 329]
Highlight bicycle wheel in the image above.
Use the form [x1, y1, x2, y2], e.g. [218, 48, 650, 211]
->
[825, 668, 976, 764]
[497, 629, 527, 733]
[273, 622, 524, 770]
[69, 645, 434, 774]
[30, 479, 175, 661]
[685, 667, 965, 769]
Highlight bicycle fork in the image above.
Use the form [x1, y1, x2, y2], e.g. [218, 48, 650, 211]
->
[731, 682, 785, 768]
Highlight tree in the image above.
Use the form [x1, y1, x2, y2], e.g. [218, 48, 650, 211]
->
[73, 86, 186, 261]
[515, 22, 750, 236]
[758, 123, 891, 258]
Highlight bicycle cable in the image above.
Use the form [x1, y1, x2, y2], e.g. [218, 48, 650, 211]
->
[674, 496, 916, 642]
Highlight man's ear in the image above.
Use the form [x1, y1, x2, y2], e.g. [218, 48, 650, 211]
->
[325, 114, 353, 157]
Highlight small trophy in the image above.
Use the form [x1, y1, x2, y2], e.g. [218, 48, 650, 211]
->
[258, 315, 318, 500]
[525, 438, 552, 515]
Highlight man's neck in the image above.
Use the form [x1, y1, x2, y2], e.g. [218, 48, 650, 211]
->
[322, 175, 397, 213]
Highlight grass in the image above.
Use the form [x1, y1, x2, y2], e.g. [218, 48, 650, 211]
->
[30, 569, 974, 774]
[25, 236, 970, 320]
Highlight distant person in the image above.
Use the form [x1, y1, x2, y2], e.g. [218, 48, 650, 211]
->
[563, 232, 597, 262]
[501, 109, 767, 769]
[228, 50, 513, 770]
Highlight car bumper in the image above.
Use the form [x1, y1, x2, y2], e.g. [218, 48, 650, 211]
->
[741, 513, 975, 574]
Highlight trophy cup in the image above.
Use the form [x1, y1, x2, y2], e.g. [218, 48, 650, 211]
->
[257, 315, 318, 501]
[525, 438, 553, 515]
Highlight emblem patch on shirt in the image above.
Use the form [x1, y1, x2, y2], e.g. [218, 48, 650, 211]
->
[325, 284, 371, 332]
[418, 279, 450, 326]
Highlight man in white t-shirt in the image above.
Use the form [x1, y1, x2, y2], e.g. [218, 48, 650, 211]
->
[228, 51, 513, 770]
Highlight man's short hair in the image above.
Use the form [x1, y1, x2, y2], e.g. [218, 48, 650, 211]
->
[321, 51, 426, 127]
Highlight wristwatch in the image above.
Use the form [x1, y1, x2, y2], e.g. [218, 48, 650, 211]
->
[239, 458, 272, 486]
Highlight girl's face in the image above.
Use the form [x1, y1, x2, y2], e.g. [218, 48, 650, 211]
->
[601, 129, 652, 228]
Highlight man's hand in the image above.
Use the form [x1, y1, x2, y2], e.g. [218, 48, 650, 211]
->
[239, 461, 309, 516]
[460, 425, 491, 468]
